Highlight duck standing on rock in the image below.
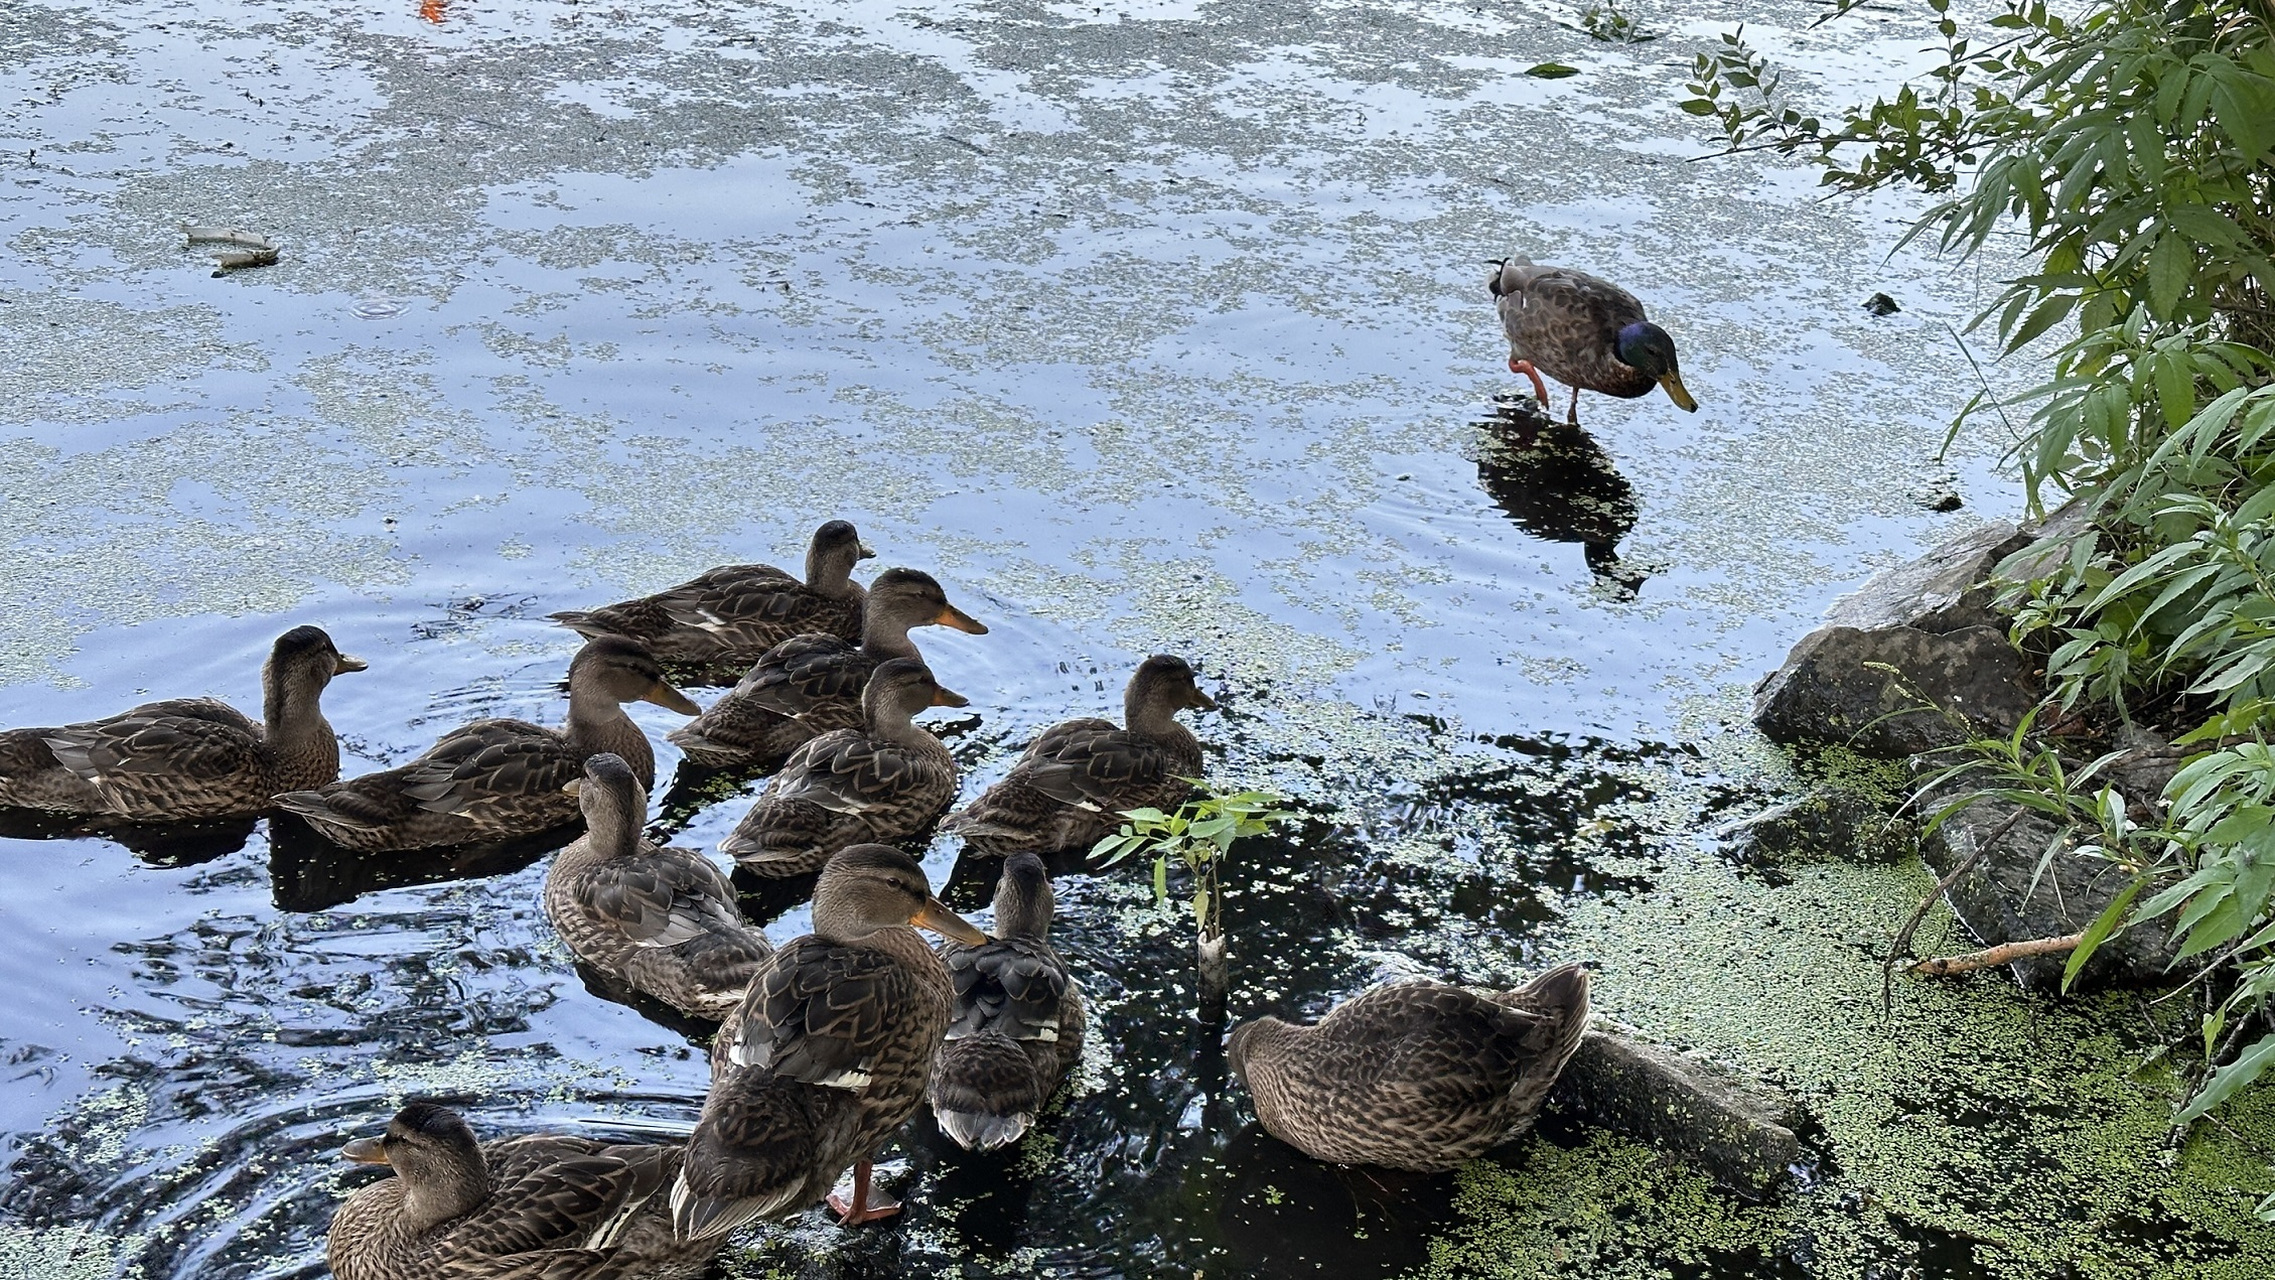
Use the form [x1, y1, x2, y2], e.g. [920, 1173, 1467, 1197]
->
[668, 568, 987, 772]
[672, 844, 986, 1237]
[719, 658, 965, 878]
[1490, 255, 1698, 426]
[327, 1100, 724, 1280]
[1226, 964, 1593, 1172]
[549, 520, 874, 667]
[273, 637, 698, 852]
[944, 655, 1215, 859]
[545, 753, 773, 1020]
[928, 852, 1085, 1151]
[0, 625, 364, 821]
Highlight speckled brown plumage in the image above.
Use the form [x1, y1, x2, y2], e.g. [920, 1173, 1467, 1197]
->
[927, 853, 1085, 1150]
[667, 569, 986, 771]
[944, 655, 1215, 858]
[327, 1101, 722, 1280]
[1491, 256, 1696, 425]
[0, 626, 363, 820]
[672, 846, 983, 1238]
[1226, 964, 1592, 1173]
[549, 521, 872, 666]
[274, 638, 697, 852]
[545, 753, 771, 1020]
[718, 659, 963, 877]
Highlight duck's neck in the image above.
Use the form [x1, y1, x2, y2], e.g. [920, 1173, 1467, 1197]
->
[565, 695, 656, 789]
[1125, 695, 1194, 747]
[856, 607, 923, 662]
[869, 708, 944, 756]
[807, 545, 860, 600]
[263, 677, 340, 789]
[395, 1164, 491, 1237]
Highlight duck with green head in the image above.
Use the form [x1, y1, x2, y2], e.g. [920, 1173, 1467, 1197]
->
[1490, 256, 1698, 426]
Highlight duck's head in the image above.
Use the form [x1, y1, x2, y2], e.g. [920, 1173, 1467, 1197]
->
[812, 843, 986, 944]
[1612, 322, 1697, 412]
[264, 626, 365, 716]
[341, 1100, 490, 1230]
[992, 851, 1055, 939]
[562, 751, 645, 849]
[869, 567, 988, 636]
[862, 656, 969, 724]
[808, 519, 876, 586]
[1127, 654, 1218, 722]
[565, 636, 701, 715]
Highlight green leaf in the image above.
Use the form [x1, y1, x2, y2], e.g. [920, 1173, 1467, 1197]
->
[1527, 63, 1581, 79]
[2062, 878, 2144, 992]
[2177, 1032, 2275, 1124]
[1152, 854, 1169, 907]
[2146, 233, 2192, 320]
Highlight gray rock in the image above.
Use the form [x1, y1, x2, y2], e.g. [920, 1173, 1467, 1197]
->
[1717, 786, 1915, 865]
[1547, 1028, 1805, 1202]
[1753, 623, 2040, 758]
[1917, 795, 2183, 991]
[1824, 519, 2020, 634]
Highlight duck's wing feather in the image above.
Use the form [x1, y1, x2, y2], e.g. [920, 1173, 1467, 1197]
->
[726, 937, 917, 1088]
[764, 731, 946, 817]
[942, 938, 1069, 1042]
[442, 1144, 669, 1258]
[578, 848, 746, 949]
[40, 699, 263, 785]
[727, 635, 867, 716]
[1015, 726, 1183, 811]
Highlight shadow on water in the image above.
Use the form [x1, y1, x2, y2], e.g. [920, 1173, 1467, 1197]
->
[0, 805, 257, 868]
[1473, 397, 1647, 601]
[265, 814, 580, 913]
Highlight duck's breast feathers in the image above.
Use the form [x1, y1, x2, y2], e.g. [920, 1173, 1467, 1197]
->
[578, 851, 743, 948]
[729, 936, 929, 1088]
[942, 938, 1069, 1041]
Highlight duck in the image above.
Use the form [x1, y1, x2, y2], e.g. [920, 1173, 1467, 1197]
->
[927, 852, 1085, 1151]
[1490, 256, 1698, 426]
[549, 520, 874, 666]
[718, 658, 964, 878]
[0, 625, 364, 820]
[667, 568, 988, 771]
[327, 1099, 721, 1280]
[672, 844, 986, 1237]
[273, 637, 698, 852]
[1225, 963, 1593, 1173]
[943, 655, 1215, 858]
[544, 753, 773, 1020]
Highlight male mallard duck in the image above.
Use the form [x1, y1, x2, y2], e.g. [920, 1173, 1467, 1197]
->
[549, 520, 874, 666]
[327, 1100, 721, 1280]
[545, 753, 773, 1020]
[928, 852, 1085, 1151]
[718, 658, 964, 877]
[273, 637, 698, 852]
[943, 655, 1215, 858]
[1225, 964, 1592, 1173]
[668, 568, 987, 771]
[672, 844, 986, 1236]
[0, 626, 364, 820]
[1490, 256, 1698, 425]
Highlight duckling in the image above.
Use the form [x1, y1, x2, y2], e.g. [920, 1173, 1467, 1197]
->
[1490, 256, 1698, 425]
[928, 852, 1085, 1151]
[718, 658, 964, 878]
[549, 521, 873, 666]
[274, 637, 698, 851]
[668, 568, 987, 771]
[944, 655, 1215, 858]
[327, 1100, 721, 1280]
[545, 753, 773, 1020]
[0, 626, 363, 820]
[672, 844, 986, 1237]
[1225, 964, 1592, 1172]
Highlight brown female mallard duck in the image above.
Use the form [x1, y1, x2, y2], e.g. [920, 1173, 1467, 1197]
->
[667, 568, 987, 771]
[549, 521, 873, 666]
[273, 637, 698, 851]
[1226, 964, 1592, 1172]
[927, 852, 1085, 1150]
[545, 752, 773, 1020]
[0, 626, 364, 820]
[717, 658, 964, 877]
[672, 844, 985, 1236]
[943, 655, 1215, 858]
[1490, 256, 1698, 425]
[327, 1100, 721, 1280]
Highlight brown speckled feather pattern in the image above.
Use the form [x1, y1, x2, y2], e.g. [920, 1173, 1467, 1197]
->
[551, 565, 864, 666]
[667, 634, 874, 770]
[1491, 258, 1656, 399]
[545, 834, 772, 1020]
[328, 1134, 720, 1280]
[1229, 965, 1592, 1173]
[674, 926, 952, 1238]
[719, 727, 958, 876]
[927, 935, 1085, 1149]
[275, 713, 653, 852]
[946, 717, 1199, 857]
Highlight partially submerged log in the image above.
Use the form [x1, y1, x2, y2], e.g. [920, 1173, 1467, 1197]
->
[1546, 1028, 1805, 1202]
[183, 225, 280, 272]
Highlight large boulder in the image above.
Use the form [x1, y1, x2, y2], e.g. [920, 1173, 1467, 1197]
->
[1546, 1028, 1806, 1201]
[1916, 794, 2183, 992]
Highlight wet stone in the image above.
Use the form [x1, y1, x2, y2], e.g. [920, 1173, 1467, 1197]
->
[1718, 786, 1916, 866]
[1545, 1028, 1806, 1202]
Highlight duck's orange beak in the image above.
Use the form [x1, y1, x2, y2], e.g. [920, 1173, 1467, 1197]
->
[912, 897, 987, 945]
[643, 680, 702, 716]
[934, 604, 988, 635]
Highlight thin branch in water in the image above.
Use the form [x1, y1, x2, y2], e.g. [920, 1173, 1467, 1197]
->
[1911, 931, 2083, 977]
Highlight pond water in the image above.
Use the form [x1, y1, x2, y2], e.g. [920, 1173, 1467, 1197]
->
[5, 0, 2271, 1277]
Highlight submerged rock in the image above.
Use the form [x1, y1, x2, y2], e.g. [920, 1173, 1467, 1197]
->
[1917, 795, 2183, 992]
[1546, 1028, 1805, 1202]
[1717, 785, 1916, 866]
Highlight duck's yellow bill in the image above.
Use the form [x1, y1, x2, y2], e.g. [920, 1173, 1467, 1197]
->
[644, 681, 702, 716]
[342, 1135, 390, 1165]
[912, 897, 988, 945]
[1660, 373, 1698, 413]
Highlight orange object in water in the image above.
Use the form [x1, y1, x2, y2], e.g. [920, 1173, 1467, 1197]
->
[419, 0, 447, 22]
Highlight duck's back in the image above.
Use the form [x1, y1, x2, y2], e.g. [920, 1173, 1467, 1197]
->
[554, 565, 863, 664]
[948, 718, 1197, 855]
[0, 698, 270, 818]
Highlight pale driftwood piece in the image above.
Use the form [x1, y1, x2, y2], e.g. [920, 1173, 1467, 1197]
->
[1911, 932, 2084, 977]
[182, 225, 281, 272]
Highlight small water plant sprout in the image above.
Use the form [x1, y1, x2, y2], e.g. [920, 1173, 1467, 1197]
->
[1093, 782, 1296, 1018]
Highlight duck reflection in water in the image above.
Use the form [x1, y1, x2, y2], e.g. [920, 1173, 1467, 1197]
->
[1474, 398, 1647, 601]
